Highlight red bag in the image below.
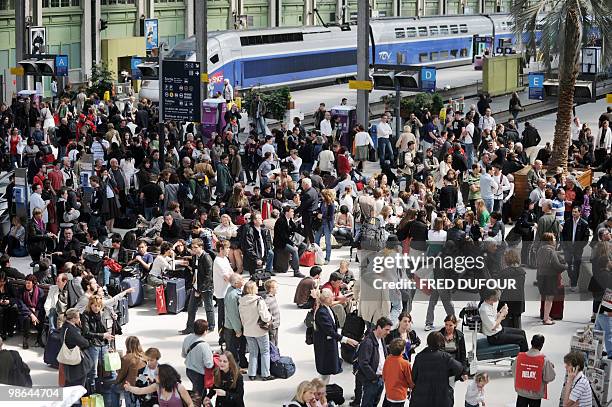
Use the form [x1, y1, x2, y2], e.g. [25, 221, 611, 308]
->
[299, 250, 315, 267]
[156, 285, 167, 314]
[261, 199, 272, 220]
[104, 258, 123, 273]
[204, 353, 220, 389]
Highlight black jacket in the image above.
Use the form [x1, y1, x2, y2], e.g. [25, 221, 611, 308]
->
[160, 220, 183, 243]
[439, 185, 458, 211]
[561, 217, 590, 250]
[297, 187, 319, 215]
[273, 215, 298, 248]
[80, 310, 108, 347]
[212, 370, 245, 407]
[385, 328, 421, 361]
[498, 266, 526, 315]
[522, 126, 541, 148]
[446, 226, 466, 243]
[242, 224, 272, 273]
[357, 331, 388, 383]
[407, 220, 429, 251]
[409, 348, 463, 407]
[0, 349, 32, 387]
[437, 328, 468, 380]
[191, 252, 213, 293]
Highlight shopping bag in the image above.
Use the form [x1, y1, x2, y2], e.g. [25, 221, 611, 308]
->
[89, 394, 104, 407]
[299, 250, 315, 267]
[156, 285, 167, 314]
[103, 351, 121, 371]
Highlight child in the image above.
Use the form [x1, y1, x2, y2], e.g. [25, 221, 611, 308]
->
[465, 372, 489, 407]
[135, 347, 161, 407]
[382, 338, 414, 406]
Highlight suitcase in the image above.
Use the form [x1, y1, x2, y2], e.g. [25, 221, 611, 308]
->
[299, 250, 315, 267]
[368, 145, 377, 162]
[121, 277, 144, 307]
[270, 356, 296, 379]
[115, 215, 137, 229]
[250, 271, 271, 294]
[108, 275, 122, 297]
[117, 296, 129, 326]
[475, 338, 520, 361]
[326, 383, 345, 406]
[273, 248, 291, 274]
[43, 328, 62, 368]
[166, 278, 187, 314]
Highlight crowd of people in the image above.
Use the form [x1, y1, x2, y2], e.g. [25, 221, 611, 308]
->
[0, 85, 609, 407]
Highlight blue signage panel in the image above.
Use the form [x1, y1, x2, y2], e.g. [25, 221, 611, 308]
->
[421, 67, 436, 92]
[144, 18, 159, 50]
[131, 57, 143, 80]
[55, 55, 69, 77]
[528, 73, 545, 100]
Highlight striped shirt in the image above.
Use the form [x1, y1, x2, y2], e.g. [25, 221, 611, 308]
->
[569, 372, 592, 407]
[552, 199, 565, 225]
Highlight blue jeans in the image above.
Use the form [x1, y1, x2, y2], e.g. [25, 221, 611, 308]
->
[265, 249, 274, 273]
[378, 138, 393, 165]
[284, 244, 300, 273]
[109, 383, 138, 407]
[483, 198, 494, 213]
[314, 222, 332, 261]
[465, 143, 474, 168]
[361, 377, 384, 407]
[255, 116, 266, 137]
[144, 207, 156, 221]
[246, 335, 270, 377]
[595, 312, 612, 358]
[86, 345, 108, 390]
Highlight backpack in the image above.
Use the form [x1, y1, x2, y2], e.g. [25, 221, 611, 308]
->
[359, 218, 388, 252]
[177, 181, 193, 204]
[472, 126, 482, 149]
[193, 176, 211, 205]
[204, 353, 220, 389]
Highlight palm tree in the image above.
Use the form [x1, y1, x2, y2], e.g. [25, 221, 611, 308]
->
[511, 0, 611, 170]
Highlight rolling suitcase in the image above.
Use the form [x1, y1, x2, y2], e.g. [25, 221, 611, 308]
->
[121, 277, 144, 307]
[250, 270, 271, 294]
[273, 248, 290, 274]
[166, 278, 187, 314]
[475, 338, 520, 361]
[43, 328, 62, 368]
[117, 296, 129, 326]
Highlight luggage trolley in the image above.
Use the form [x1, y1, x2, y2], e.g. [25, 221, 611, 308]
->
[460, 303, 520, 375]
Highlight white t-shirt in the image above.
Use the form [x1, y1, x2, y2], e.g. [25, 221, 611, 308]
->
[376, 337, 385, 375]
[479, 301, 502, 336]
[377, 121, 392, 139]
[464, 122, 474, 144]
[213, 256, 233, 299]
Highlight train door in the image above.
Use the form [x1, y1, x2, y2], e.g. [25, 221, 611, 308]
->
[207, 38, 224, 94]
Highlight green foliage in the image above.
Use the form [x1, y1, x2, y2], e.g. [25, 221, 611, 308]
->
[88, 62, 114, 98]
[399, 92, 444, 118]
[243, 87, 291, 121]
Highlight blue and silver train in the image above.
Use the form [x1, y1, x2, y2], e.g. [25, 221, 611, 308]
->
[140, 13, 541, 102]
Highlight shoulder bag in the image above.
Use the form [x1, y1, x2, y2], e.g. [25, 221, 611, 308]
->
[57, 328, 82, 366]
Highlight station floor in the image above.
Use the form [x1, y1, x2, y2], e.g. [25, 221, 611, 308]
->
[5, 98, 611, 406]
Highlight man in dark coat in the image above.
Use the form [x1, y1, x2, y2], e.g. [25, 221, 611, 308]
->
[180, 239, 214, 335]
[356, 317, 393, 407]
[215, 154, 233, 201]
[242, 212, 272, 275]
[410, 332, 464, 407]
[0, 337, 32, 386]
[561, 207, 591, 290]
[296, 177, 320, 244]
[273, 207, 305, 278]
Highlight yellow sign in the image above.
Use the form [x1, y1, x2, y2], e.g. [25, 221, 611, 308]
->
[607, 93, 612, 103]
[200, 73, 209, 83]
[10, 67, 24, 76]
[349, 80, 373, 91]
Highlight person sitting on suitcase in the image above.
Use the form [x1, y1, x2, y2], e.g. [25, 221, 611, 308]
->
[273, 207, 306, 278]
[479, 288, 528, 352]
[52, 227, 82, 271]
[127, 241, 154, 279]
[43, 273, 69, 331]
[149, 242, 183, 287]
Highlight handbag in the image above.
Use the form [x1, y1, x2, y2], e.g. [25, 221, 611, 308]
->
[256, 299, 270, 331]
[103, 351, 121, 371]
[57, 328, 82, 366]
[156, 285, 167, 314]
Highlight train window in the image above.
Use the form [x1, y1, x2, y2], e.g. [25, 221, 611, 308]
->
[406, 27, 417, 37]
[450, 49, 459, 58]
[459, 24, 468, 33]
[450, 25, 458, 34]
[395, 28, 406, 39]
[419, 52, 429, 62]
[460, 48, 468, 57]
[240, 32, 304, 46]
[440, 25, 449, 35]
[439, 50, 449, 59]
[430, 51, 439, 61]
[506, 21, 514, 29]
[418, 26, 427, 36]
[209, 54, 219, 64]
[429, 26, 438, 36]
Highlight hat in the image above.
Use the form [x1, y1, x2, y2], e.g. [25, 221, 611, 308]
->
[385, 234, 401, 249]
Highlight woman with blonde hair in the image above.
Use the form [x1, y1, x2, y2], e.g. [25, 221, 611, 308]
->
[310, 378, 328, 407]
[81, 294, 114, 392]
[111, 336, 147, 407]
[214, 214, 242, 272]
[286, 381, 317, 407]
[475, 199, 490, 228]
[228, 184, 249, 210]
[314, 189, 336, 264]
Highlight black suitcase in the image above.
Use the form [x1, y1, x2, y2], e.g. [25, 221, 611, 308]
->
[43, 328, 61, 368]
[166, 278, 187, 314]
[342, 310, 365, 340]
[117, 296, 129, 326]
[250, 270, 271, 293]
[121, 277, 144, 307]
[273, 248, 291, 274]
[326, 383, 345, 406]
[475, 338, 520, 361]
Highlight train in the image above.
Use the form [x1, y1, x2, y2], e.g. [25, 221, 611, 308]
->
[139, 13, 541, 102]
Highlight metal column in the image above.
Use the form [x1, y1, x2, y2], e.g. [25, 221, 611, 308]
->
[356, 0, 369, 126]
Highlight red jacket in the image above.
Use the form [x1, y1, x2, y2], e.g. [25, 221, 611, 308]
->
[47, 169, 64, 191]
[337, 154, 351, 176]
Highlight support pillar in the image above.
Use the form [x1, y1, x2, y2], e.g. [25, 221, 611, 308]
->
[416, 0, 424, 16]
[270, 0, 280, 27]
[392, 0, 399, 16]
[15, 0, 27, 91]
[81, 0, 92, 80]
[356, 0, 369, 126]
[184, 0, 194, 37]
[147, 0, 155, 17]
[93, 0, 101, 64]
